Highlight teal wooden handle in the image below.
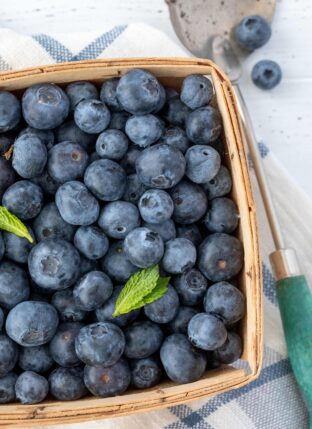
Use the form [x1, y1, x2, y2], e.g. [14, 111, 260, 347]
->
[276, 275, 312, 422]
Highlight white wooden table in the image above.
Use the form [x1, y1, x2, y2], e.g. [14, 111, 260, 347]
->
[1, 0, 311, 198]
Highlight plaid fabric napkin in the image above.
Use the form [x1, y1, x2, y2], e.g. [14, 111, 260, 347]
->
[1, 23, 311, 429]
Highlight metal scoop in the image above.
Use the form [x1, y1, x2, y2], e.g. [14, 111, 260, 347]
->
[167, 1, 312, 424]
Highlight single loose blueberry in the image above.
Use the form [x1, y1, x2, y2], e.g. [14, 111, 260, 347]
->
[12, 134, 47, 179]
[0, 91, 21, 132]
[0, 334, 18, 376]
[0, 262, 30, 309]
[66, 81, 99, 112]
[159, 126, 190, 153]
[198, 233, 244, 282]
[74, 99, 111, 134]
[75, 322, 125, 366]
[170, 180, 208, 224]
[15, 371, 49, 404]
[167, 306, 200, 334]
[120, 145, 142, 174]
[49, 322, 83, 367]
[252, 60, 282, 90]
[51, 289, 86, 322]
[125, 114, 163, 148]
[6, 301, 58, 346]
[186, 106, 222, 144]
[19, 126, 55, 150]
[74, 226, 109, 260]
[49, 367, 87, 400]
[55, 120, 96, 153]
[161, 96, 191, 127]
[56, 181, 100, 225]
[188, 313, 227, 351]
[19, 345, 54, 373]
[98, 201, 140, 239]
[2, 180, 44, 220]
[0, 158, 16, 200]
[124, 227, 164, 268]
[160, 334, 207, 383]
[101, 241, 139, 283]
[136, 143, 185, 189]
[131, 356, 162, 389]
[84, 358, 131, 397]
[176, 224, 202, 246]
[122, 173, 148, 204]
[0, 372, 18, 403]
[116, 69, 162, 115]
[203, 281, 245, 325]
[100, 78, 122, 112]
[73, 271, 113, 311]
[22, 83, 69, 129]
[181, 74, 213, 109]
[109, 111, 130, 131]
[124, 320, 163, 359]
[202, 165, 232, 199]
[32, 169, 59, 195]
[235, 15, 271, 51]
[162, 238, 197, 274]
[84, 159, 127, 201]
[28, 238, 81, 290]
[138, 189, 174, 224]
[185, 145, 221, 183]
[96, 129, 129, 160]
[144, 284, 179, 324]
[142, 219, 176, 242]
[3, 226, 36, 264]
[204, 197, 239, 233]
[213, 332, 243, 364]
[173, 268, 208, 306]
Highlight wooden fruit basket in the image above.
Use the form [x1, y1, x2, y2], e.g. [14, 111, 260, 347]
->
[0, 58, 262, 427]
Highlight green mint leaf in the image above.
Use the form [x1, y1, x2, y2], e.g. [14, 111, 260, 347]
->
[0, 206, 34, 243]
[113, 265, 159, 316]
[144, 276, 170, 304]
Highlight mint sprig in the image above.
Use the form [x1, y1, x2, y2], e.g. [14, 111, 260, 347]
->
[113, 265, 170, 317]
[0, 206, 34, 243]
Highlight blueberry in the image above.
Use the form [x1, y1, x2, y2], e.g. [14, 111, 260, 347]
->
[56, 181, 100, 225]
[73, 226, 108, 260]
[79, 256, 99, 277]
[50, 322, 83, 367]
[203, 281, 245, 325]
[75, 322, 125, 366]
[22, 83, 69, 129]
[49, 367, 87, 400]
[66, 81, 99, 112]
[131, 356, 162, 389]
[48, 141, 89, 184]
[138, 189, 173, 224]
[55, 120, 96, 153]
[142, 219, 176, 242]
[28, 239, 81, 290]
[0, 307, 4, 331]
[96, 129, 129, 160]
[162, 238, 196, 274]
[84, 159, 127, 201]
[109, 111, 130, 131]
[96, 285, 140, 327]
[181, 74, 213, 109]
[214, 332, 242, 364]
[101, 241, 139, 283]
[120, 146, 142, 174]
[0, 334, 18, 376]
[136, 143, 185, 189]
[173, 268, 208, 305]
[186, 106, 222, 144]
[124, 320, 163, 359]
[176, 224, 202, 246]
[167, 306, 199, 334]
[170, 180, 208, 224]
[160, 334, 206, 383]
[0, 262, 30, 309]
[235, 15, 271, 51]
[31, 169, 59, 196]
[125, 114, 163, 148]
[165, 87, 179, 100]
[161, 96, 191, 127]
[33, 202, 76, 242]
[159, 126, 190, 153]
[252, 60, 282, 90]
[6, 301, 58, 346]
[198, 233, 244, 282]
[15, 371, 49, 404]
[0, 372, 18, 403]
[19, 126, 55, 150]
[116, 69, 162, 115]
[185, 145, 221, 183]
[98, 201, 140, 239]
[144, 284, 179, 324]
[19, 345, 53, 373]
[100, 78, 122, 112]
[0, 134, 13, 156]
[0, 91, 21, 132]
[74, 99, 111, 134]
[3, 225, 36, 263]
[0, 158, 16, 200]
[122, 173, 148, 204]
[84, 358, 131, 397]
[124, 227, 164, 268]
[188, 313, 227, 351]
[51, 290, 86, 322]
[2, 180, 44, 220]
[202, 165, 232, 199]
[204, 197, 239, 233]
[73, 271, 113, 311]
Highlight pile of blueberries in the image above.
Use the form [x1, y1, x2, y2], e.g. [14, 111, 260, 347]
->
[0, 69, 245, 404]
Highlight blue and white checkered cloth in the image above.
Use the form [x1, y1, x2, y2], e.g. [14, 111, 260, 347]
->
[2, 23, 311, 429]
